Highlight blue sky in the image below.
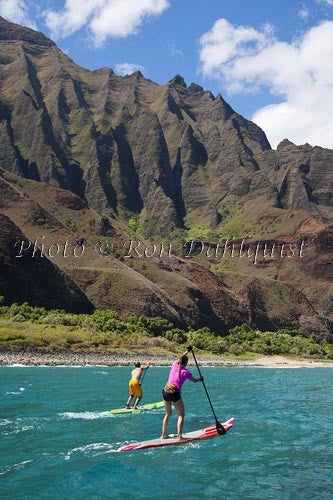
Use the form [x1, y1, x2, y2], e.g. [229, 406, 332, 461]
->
[1, 0, 333, 148]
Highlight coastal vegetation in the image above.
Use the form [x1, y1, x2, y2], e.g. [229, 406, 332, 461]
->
[0, 302, 332, 360]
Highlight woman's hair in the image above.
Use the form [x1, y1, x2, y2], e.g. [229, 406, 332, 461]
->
[135, 362, 141, 368]
[178, 354, 188, 380]
[179, 355, 188, 366]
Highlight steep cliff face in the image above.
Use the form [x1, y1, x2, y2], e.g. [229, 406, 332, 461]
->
[264, 140, 333, 221]
[0, 17, 332, 338]
[0, 168, 250, 332]
[1, 17, 332, 240]
[0, 213, 93, 312]
[0, 165, 329, 337]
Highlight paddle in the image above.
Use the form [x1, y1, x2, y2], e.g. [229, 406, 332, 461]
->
[140, 368, 147, 385]
[139, 362, 151, 385]
[187, 345, 226, 435]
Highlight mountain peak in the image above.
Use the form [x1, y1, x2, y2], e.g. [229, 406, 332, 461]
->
[277, 138, 295, 149]
[0, 16, 55, 48]
[188, 83, 203, 92]
[168, 74, 187, 87]
[127, 70, 143, 78]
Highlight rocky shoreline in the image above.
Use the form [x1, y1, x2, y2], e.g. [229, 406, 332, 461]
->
[1, 349, 332, 368]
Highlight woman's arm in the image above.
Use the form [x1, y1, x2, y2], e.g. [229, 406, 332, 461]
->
[189, 376, 204, 383]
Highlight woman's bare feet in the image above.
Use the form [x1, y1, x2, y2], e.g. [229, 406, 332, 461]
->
[161, 435, 171, 439]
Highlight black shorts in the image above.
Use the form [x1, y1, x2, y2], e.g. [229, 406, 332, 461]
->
[162, 389, 181, 403]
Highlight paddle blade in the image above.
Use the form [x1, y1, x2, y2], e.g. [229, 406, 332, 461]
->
[216, 421, 226, 435]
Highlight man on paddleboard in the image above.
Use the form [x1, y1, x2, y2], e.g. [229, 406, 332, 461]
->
[161, 350, 203, 440]
[126, 361, 151, 409]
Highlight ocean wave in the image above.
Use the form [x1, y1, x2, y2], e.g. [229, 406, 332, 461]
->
[0, 419, 12, 426]
[3, 425, 34, 436]
[59, 411, 111, 420]
[5, 387, 25, 395]
[6, 364, 27, 367]
[64, 442, 115, 460]
[0, 460, 33, 476]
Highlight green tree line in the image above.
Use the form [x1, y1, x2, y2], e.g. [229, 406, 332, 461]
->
[0, 301, 332, 359]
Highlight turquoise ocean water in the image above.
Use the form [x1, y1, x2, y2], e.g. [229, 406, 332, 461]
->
[0, 366, 332, 499]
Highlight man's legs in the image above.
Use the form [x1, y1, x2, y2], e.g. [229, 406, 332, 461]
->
[133, 382, 143, 409]
[133, 396, 141, 409]
[126, 394, 134, 408]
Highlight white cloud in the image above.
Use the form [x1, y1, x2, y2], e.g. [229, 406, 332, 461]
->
[115, 62, 145, 76]
[44, 0, 170, 46]
[298, 4, 309, 20]
[0, 0, 36, 28]
[199, 18, 333, 149]
[169, 43, 183, 57]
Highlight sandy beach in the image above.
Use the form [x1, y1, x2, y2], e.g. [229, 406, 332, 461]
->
[0, 349, 332, 367]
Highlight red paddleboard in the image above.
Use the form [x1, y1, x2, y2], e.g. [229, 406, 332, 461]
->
[117, 417, 234, 452]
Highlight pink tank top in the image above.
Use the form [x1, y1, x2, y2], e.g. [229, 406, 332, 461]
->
[167, 361, 193, 390]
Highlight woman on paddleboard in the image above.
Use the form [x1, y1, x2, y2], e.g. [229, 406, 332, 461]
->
[161, 351, 203, 440]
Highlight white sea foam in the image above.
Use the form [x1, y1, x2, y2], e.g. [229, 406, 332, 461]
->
[54, 365, 110, 368]
[5, 387, 25, 395]
[59, 411, 110, 420]
[3, 425, 34, 436]
[0, 419, 12, 426]
[0, 460, 33, 476]
[172, 443, 200, 454]
[64, 442, 115, 460]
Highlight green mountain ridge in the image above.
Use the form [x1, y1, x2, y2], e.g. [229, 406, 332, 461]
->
[0, 16, 332, 340]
